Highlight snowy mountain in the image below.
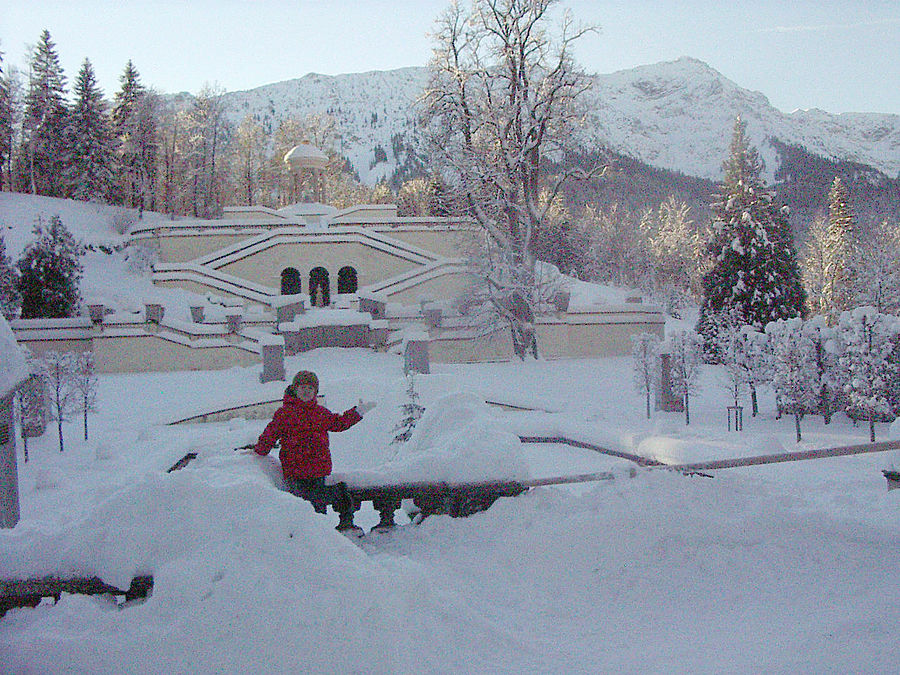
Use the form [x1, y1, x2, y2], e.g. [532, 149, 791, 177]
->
[217, 57, 900, 186]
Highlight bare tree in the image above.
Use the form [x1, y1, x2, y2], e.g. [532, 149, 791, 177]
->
[669, 330, 703, 425]
[423, 0, 601, 358]
[72, 350, 98, 441]
[37, 350, 77, 452]
[631, 333, 660, 419]
[15, 372, 46, 462]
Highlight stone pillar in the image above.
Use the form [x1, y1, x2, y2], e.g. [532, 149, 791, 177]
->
[404, 339, 430, 375]
[87, 304, 106, 324]
[359, 297, 386, 319]
[259, 337, 286, 383]
[226, 313, 243, 333]
[0, 394, 20, 528]
[145, 304, 165, 324]
[368, 321, 391, 349]
[656, 353, 684, 412]
[423, 306, 442, 328]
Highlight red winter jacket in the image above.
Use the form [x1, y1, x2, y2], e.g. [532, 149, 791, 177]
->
[254, 393, 362, 479]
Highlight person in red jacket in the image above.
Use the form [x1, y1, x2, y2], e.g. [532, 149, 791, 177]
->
[254, 370, 375, 513]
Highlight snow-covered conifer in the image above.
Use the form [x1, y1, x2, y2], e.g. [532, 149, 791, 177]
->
[668, 329, 703, 425]
[112, 61, 158, 214]
[837, 307, 898, 442]
[644, 198, 705, 316]
[67, 59, 117, 202]
[23, 30, 69, 197]
[698, 116, 806, 346]
[0, 234, 19, 318]
[631, 332, 661, 418]
[819, 178, 856, 321]
[16, 215, 84, 318]
[0, 44, 14, 191]
[852, 219, 900, 314]
[765, 318, 819, 442]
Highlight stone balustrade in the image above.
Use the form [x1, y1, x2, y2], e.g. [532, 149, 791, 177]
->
[330, 479, 528, 533]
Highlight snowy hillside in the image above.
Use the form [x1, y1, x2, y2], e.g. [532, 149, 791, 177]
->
[218, 58, 900, 185]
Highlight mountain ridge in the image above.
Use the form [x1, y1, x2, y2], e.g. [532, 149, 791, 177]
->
[217, 57, 900, 189]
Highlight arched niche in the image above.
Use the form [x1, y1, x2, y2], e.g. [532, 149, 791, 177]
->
[309, 267, 330, 306]
[280, 267, 302, 295]
[337, 266, 358, 295]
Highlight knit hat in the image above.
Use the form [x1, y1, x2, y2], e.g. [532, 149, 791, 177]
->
[291, 370, 319, 391]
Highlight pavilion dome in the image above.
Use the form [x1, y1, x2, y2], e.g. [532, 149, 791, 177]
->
[283, 144, 328, 170]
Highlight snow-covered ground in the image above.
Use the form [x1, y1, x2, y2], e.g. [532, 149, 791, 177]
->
[2, 194, 900, 672]
[2, 349, 900, 674]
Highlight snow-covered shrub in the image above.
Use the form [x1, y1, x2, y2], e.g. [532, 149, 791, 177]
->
[766, 318, 819, 441]
[837, 307, 899, 441]
[125, 243, 158, 274]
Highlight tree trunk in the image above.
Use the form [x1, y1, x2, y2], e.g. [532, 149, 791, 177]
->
[684, 394, 690, 425]
[645, 392, 651, 419]
[57, 419, 64, 453]
[83, 410, 89, 441]
[794, 413, 802, 443]
[750, 385, 758, 417]
[870, 415, 876, 443]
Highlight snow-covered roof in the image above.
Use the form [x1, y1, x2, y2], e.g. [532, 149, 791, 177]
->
[0, 314, 28, 399]
[283, 144, 328, 170]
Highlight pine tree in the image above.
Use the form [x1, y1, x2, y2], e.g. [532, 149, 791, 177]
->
[0, 234, 20, 318]
[112, 61, 157, 213]
[391, 374, 425, 446]
[67, 59, 117, 202]
[16, 215, 84, 318]
[819, 177, 856, 321]
[23, 30, 69, 197]
[0, 43, 14, 192]
[698, 116, 806, 345]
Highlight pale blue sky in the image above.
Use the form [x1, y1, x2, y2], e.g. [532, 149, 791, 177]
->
[3, 1, 899, 114]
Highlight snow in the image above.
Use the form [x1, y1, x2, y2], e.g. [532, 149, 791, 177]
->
[3, 196, 900, 672]
[210, 60, 899, 188]
[0, 314, 28, 399]
[3, 352, 900, 673]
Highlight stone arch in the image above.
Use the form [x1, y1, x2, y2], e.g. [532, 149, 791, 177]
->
[309, 267, 330, 306]
[280, 267, 302, 295]
[337, 266, 358, 295]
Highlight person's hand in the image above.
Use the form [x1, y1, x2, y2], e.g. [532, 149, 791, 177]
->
[357, 399, 376, 415]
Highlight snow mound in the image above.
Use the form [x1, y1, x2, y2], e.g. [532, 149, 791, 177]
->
[341, 392, 529, 486]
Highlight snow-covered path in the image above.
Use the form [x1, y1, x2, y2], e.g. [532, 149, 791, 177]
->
[3, 350, 900, 673]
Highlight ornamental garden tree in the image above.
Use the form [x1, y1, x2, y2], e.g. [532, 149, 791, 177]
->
[837, 307, 898, 442]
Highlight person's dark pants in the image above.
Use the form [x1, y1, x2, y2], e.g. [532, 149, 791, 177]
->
[283, 476, 349, 514]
